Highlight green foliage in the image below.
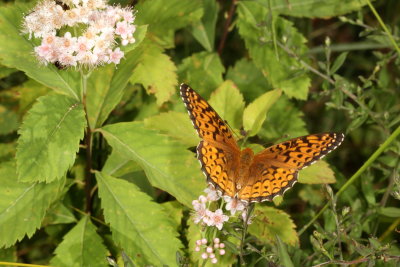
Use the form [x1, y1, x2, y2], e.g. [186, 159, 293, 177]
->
[50, 215, 108, 267]
[96, 172, 182, 266]
[1, 0, 400, 266]
[16, 94, 86, 182]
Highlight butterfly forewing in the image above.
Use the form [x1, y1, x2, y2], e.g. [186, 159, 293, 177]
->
[180, 84, 240, 197]
[240, 133, 345, 202]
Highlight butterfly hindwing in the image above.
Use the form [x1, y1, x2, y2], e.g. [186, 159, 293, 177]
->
[240, 133, 344, 202]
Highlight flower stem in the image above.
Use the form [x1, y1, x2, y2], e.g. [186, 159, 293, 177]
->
[239, 203, 254, 265]
[81, 69, 93, 213]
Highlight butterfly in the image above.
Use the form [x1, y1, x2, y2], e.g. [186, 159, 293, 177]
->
[180, 84, 344, 203]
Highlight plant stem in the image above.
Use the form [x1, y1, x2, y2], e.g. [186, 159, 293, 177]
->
[81, 70, 93, 213]
[299, 124, 400, 235]
[239, 203, 254, 265]
[366, 0, 400, 56]
[218, 0, 237, 56]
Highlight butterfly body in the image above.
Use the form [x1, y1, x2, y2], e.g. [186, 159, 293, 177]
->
[181, 84, 344, 203]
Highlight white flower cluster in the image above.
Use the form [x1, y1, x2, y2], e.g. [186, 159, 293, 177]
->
[22, 0, 136, 68]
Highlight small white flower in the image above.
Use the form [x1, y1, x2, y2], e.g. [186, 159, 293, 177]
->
[204, 187, 220, 201]
[108, 47, 124, 64]
[225, 197, 246, 215]
[210, 209, 229, 230]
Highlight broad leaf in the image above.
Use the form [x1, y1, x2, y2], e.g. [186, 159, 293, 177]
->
[248, 205, 298, 246]
[299, 161, 336, 184]
[191, 0, 218, 51]
[243, 89, 281, 136]
[208, 80, 245, 130]
[16, 94, 86, 182]
[178, 52, 224, 98]
[85, 26, 148, 128]
[99, 121, 204, 207]
[226, 58, 271, 102]
[96, 172, 182, 266]
[0, 161, 64, 247]
[18, 79, 50, 116]
[136, 0, 203, 47]
[276, 235, 295, 267]
[129, 42, 177, 105]
[237, 2, 310, 100]
[50, 216, 108, 267]
[0, 4, 80, 99]
[259, 95, 308, 140]
[0, 106, 19, 135]
[266, 0, 371, 18]
[144, 111, 200, 147]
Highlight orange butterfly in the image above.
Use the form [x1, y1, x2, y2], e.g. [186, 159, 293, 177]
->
[181, 84, 344, 202]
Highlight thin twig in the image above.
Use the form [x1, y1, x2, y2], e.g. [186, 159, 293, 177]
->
[217, 0, 237, 56]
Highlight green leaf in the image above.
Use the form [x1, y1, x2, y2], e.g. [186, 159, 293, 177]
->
[299, 161, 336, 184]
[18, 79, 50, 116]
[96, 172, 183, 266]
[129, 42, 178, 106]
[43, 202, 77, 225]
[208, 80, 245, 130]
[0, 106, 19, 135]
[0, 161, 64, 248]
[266, 0, 370, 18]
[161, 201, 183, 229]
[99, 121, 204, 207]
[248, 205, 298, 246]
[50, 216, 108, 267]
[276, 235, 295, 267]
[226, 58, 272, 102]
[258, 95, 308, 140]
[191, 0, 218, 51]
[0, 4, 80, 100]
[0, 246, 16, 262]
[16, 94, 86, 182]
[0, 65, 17, 79]
[136, 0, 203, 47]
[331, 52, 349, 74]
[178, 52, 225, 98]
[144, 111, 200, 147]
[243, 89, 282, 136]
[122, 25, 148, 53]
[378, 207, 400, 218]
[237, 2, 310, 100]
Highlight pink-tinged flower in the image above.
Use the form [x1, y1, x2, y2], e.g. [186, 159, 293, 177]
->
[108, 48, 124, 64]
[60, 32, 77, 53]
[194, 246, 200, 252]
[225, 196, 246, 215]
[201, 253, 208, 259]
[115, 21, 129, 38]
[219, 243, 225, 249]
[214, 238, 220, 244]
[209, 209, 229, 230]
[206, 247, 213, 253]
[204, 187, 220, 201]
[219, 249, 225, 255]
[201, 238, 207, 245]
[198, 195, 207, 203]
[211, 258, 218, 264]
[59, 53, 77, 67]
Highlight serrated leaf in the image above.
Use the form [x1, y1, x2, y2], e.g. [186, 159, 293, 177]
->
[276, 235, 295, 267]
[248, 205, 298, 246]
[96, 172, 183, 266]
[144, 111, 199, 147]
[299, 161, 336, 184]
[129, 43, 177, 105]
[0, 161, 64, 248]
[208, 80, 245, 130]
[18, 79, 50, 116]
[43, 202, 77, 225]
[259, 95, 308, 140]
[0, 4, 80, 99]
[136, 0, 203, 47]
[99, 121, 204, 207]
[50, 216, 108, 267]
[237, 2, 310, 100]
[161, 201, 183, 229]
[178, 52, 224, 98]
[266, 0, 370, 18]
[16, 94, 86, 182]
[243, 89, 281, 136]
[191, 0, 218, 51]
[226, 58, 271, 102]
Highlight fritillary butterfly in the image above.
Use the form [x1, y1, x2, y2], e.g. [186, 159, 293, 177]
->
[181, 84, 344, 202]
